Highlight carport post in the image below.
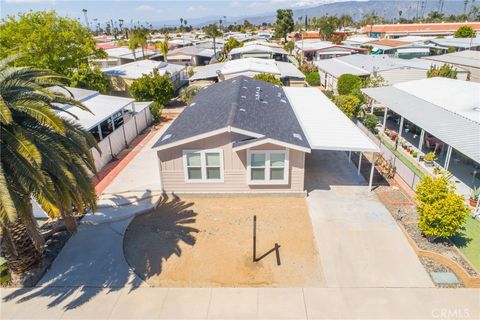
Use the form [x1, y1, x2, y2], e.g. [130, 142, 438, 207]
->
[382, 107, 388, 128]
[398, 116, 404, 139]
[348, 151, 351, 163]
[368, 152, 376, 193]
[358, 152, 362, 176]
[418, 129, 425, 153]
[444, 145, 453, 170]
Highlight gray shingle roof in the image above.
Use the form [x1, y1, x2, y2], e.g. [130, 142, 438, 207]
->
[153, 76, 310, 150]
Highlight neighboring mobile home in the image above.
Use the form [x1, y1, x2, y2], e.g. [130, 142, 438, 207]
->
[154, 76, 378, 195]
[315, 54, 469, 92]
[103, 60, 188, 95]
[189, 58, 306, 86]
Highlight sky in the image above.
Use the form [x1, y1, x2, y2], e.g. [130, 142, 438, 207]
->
[0, 0, 341, 26]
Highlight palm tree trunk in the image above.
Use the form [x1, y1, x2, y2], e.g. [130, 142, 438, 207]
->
[1, 222, 43, 277]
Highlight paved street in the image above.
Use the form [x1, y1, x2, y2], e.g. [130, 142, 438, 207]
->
[305, 150, 433, 288]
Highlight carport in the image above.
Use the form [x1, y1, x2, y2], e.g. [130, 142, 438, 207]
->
[284, 87, 380, 191]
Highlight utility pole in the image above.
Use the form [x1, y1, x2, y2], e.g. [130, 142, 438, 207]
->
[82, 9, 90, 29]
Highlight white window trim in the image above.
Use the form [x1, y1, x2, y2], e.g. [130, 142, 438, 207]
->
[247, 149, 289, 185]
[183, 149, 224, 183]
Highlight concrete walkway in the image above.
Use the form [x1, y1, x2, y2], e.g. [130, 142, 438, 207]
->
[37, 126, 170, 289]
[305, 150, 434, 288]
[2, 286, 479, 319]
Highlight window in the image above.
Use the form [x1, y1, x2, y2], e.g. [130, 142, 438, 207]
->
[183, 150, 223, 182]
[247, 150, 288, 184]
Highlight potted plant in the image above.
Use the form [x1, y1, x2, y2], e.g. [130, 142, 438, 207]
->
[470, 187, 480, 207]
[412, 151, 418, 158]
[384, 128, 390, 136]
[406, 145, 411, 153]
[424, 152, 436, 167]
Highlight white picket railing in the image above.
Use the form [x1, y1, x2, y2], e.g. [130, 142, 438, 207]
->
[91, 107, 153, 172]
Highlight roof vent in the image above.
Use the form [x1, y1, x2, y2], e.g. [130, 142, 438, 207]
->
[262, 100, 268, 104]
[190, 102, 196, 107]
[280, 99, 287, 103]
[239, 108, 246, 112]
[161, 134, 172, 141]
[293, 133, 303, 141]
[241, 95, 246, 99]
[242, 86, 248, 89]
[474, 107, 480, 112]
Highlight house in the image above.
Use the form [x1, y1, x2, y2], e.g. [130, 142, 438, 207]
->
[189, 58, 305, 86]
[98, 47, 157, 67]
[315, 54, 469, 92]
[229, 44, 289, 61]
[368, 39, 437, 59]
[423, 50, 480, 82]
[342, 36, 378, 48]
[103, 60, 188, 95]
[425, 36, 480, 52]
[362, 22, 480, 39]
[294, 40, 367, 61]
[50, 86, 153, 171]
[167, 46, 218, 66]
[153, 76, 378, 195]
[362, 77, 480, 195]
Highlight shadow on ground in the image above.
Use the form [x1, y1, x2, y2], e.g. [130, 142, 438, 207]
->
[2, 190, 158, 310]
[123, 195, 199, 281]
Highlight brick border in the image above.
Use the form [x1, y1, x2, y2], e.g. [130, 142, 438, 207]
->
[397, 221, 480, 288]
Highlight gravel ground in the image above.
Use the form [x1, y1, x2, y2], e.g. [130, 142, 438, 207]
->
[375, 184, 478, 287]
[124, 196, 324, 287]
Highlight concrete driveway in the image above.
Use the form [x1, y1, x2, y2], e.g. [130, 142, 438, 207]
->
[305, 150, 433, 288]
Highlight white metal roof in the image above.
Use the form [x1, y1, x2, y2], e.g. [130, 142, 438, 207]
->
[284, 87, 380, 152]
[362, 78, 480, 163]
[189, 58, 304, 81]
[422, 50, 480, 69]
[102, 60, 185, 79]
[104, 47, 156, 60]
[53, 87, 134, 130]
[230, 44, 287, 55]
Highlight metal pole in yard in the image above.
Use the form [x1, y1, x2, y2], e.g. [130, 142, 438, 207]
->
[253, 215, 257, 262]
[144, 108, 148, 125]
[108, 136, 114, 158]
[348, 151, 351, 163]
[383, 107, 388, 129]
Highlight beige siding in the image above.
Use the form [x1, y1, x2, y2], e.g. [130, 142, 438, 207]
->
[157, 133, 306, 193]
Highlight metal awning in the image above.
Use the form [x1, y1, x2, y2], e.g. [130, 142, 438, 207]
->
[284, 87, 379, 152]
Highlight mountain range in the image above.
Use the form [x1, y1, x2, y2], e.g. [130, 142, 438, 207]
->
[152, 0, 469, 27]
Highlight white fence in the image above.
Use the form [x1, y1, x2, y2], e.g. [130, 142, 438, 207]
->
[357, 121, 423, 189]
[91, 107, 153, 172]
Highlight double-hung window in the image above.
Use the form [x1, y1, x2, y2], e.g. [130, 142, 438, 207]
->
[183, 150, 223, 182]
[247, 150, 288, 184]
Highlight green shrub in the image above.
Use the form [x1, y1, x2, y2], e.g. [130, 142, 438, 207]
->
[454, 25, 476, 38]
[427, 64, 457, 79]
[299, 63, 317, 75]
[130, 68, 174, 106]
[253, 73, 283, 86]
[415, 175, 470, 239]
[363, 113, 378, 132]
[70, 63, 112, 94]
[305, 71, 320, 86]
[179, 85, 201, 103]
[334, 94, 361, 119]
[337, 74, 362, 95]
[149, 102, 163, 124]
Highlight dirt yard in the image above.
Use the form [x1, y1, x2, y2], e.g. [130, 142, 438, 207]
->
[123, 196, 324, 287]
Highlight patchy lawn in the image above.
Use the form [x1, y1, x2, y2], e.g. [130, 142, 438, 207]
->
[123, 196, 324, 287]
[451, 217, 480, 272]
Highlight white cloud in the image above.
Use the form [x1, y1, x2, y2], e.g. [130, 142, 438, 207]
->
[187, 5, 208, 12]
[135, 4, 163, 14]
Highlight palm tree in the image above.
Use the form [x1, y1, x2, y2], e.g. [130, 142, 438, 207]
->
[158, 36, 169, 62]
[0, 56, 98, 279]
[204, 24, 222, 56]
[128, 36, 139, 61]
